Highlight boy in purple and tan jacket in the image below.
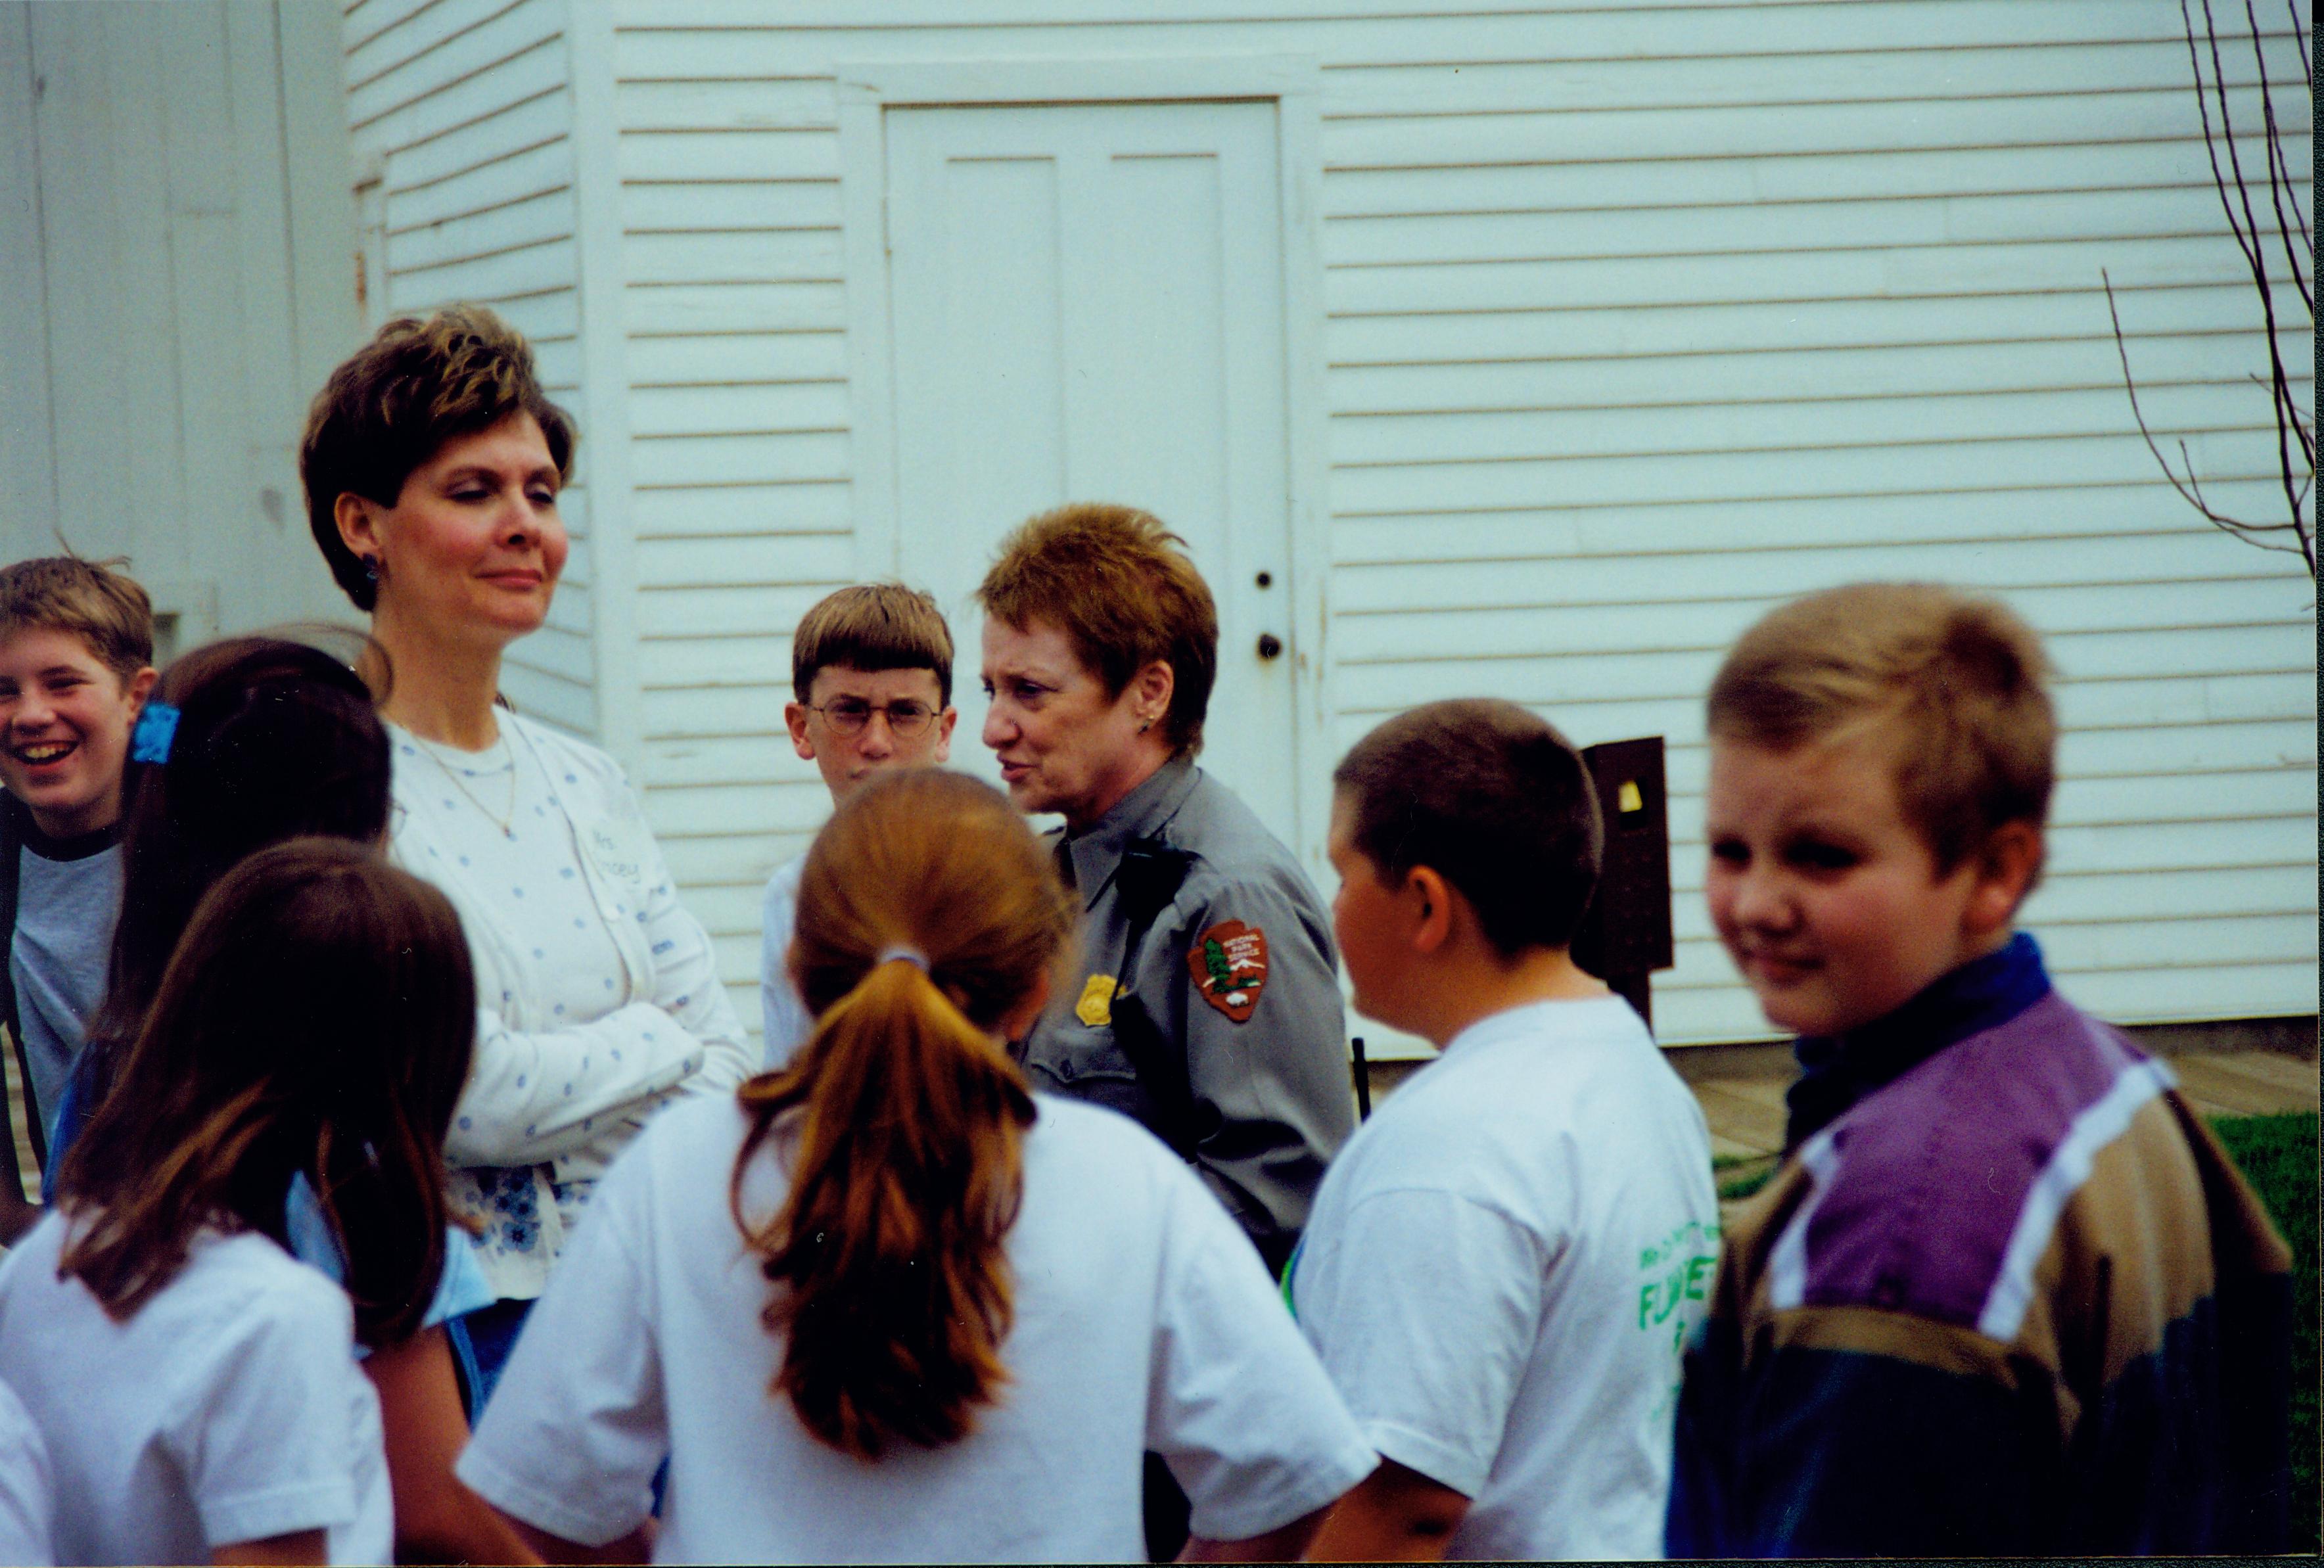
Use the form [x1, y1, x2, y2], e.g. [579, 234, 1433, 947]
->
[1667, 582, 2290, 1556]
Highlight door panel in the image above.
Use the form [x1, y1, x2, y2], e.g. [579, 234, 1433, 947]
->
[885, 101, 1299, 842]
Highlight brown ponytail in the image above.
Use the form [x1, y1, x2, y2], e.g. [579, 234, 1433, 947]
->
[732, 770, 1074, 1460]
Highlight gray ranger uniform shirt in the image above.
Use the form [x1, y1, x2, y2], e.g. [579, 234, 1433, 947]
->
[1021, 756, 1354, 1264]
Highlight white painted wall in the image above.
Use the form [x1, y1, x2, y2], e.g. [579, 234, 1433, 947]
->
[0, 1, 365, 652]
[12, 4, 2308, 1047]
[586, 0, 2313, 1048]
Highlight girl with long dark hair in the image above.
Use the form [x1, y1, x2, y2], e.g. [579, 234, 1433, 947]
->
[0, 842, 473, 1564]
[44, 635, 534, 1565]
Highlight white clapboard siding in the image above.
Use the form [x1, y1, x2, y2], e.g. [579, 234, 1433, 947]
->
[1, 1, 364, 633]
[561, 0, 2317, 1046]
[342, 0, 597, 737]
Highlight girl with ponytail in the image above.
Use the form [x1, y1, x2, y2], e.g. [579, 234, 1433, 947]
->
[459, 768, 1374, 1563]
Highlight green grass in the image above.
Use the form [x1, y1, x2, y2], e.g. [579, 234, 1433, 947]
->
[1711, 1151, 1777, 1203]
[1709, 1111, 2319, 1550]
[2210, 1111, 2318, 1554]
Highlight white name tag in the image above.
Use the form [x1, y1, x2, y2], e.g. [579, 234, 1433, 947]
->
[586, 820, 649, 887]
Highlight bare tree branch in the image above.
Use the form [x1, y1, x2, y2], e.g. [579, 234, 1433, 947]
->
[2104, 266, 2316, 579]
[2187, 0, 2265, 278]
[2108, 1, 2319, 580]
[2243, 0, 2313, 312]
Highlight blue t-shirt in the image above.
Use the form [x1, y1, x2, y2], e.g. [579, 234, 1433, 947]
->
[283, 1172, 494, 1357]
[8, 822, 121, 1146]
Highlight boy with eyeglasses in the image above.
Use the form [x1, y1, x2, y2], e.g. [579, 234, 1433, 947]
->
[761, 584, 958, 1067]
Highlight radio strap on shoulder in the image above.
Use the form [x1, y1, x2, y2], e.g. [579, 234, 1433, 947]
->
[1107, 836, 1201, 1158]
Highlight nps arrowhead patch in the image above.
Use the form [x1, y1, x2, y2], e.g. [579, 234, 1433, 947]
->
[1188, 920, 1268, 1023]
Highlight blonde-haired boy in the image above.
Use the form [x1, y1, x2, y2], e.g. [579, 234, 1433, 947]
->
[759, 584, 956, 1067]
[0, 557, 158, 1240]
[1668, 582, 2291, 1556]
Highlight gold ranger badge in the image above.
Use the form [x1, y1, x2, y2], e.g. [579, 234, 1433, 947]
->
[1075, 973, 1117, 1028]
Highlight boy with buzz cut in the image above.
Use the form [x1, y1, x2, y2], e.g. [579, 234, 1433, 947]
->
[760, 584, 957, 1067]
[1292, 698, 1719, 1562]
[1668, 582, 2292, 1557]
[0, 557, 158, 1241]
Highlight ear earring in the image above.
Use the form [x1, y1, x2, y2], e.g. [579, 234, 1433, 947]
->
[361, 555, 383, 585]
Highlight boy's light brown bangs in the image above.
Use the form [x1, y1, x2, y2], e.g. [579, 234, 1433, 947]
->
[1707, 582, 2057, 872]
[790, 584, 956, 705]
[0, 557, 156, 682]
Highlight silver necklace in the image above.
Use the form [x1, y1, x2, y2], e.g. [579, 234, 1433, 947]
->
[413, 729, 519, 839]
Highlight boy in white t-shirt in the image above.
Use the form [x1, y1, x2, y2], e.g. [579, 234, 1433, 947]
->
[1291, 699, 1719, 1561]
[760, 584, 956, 1067]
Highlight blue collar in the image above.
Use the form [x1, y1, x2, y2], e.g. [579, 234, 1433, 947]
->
[1784, 931, 2053, 1151]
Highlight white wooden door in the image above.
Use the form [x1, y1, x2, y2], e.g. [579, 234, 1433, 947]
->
[883, 101, 1301, 844]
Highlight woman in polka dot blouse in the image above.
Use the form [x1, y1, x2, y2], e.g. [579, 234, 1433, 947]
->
[300, 306, 753, 1400]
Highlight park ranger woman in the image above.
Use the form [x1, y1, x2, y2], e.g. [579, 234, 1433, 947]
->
[975, 503, 1354, 1277]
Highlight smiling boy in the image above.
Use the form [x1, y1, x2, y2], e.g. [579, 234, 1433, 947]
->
[0, 557, 158, 1239]
[1667, 583, 2292, 1556]
[759, 585, 957, 1067]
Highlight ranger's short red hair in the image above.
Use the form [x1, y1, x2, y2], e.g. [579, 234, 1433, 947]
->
[975, 504, 1217, 754]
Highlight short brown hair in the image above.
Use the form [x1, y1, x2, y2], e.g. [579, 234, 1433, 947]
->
[300, 306, 576, 611]
[1334, 699, 1604, 957]
[1706, 582, 2056, 870]
[0, 556, 155, 682]
[791, 583, 955, 706]
[975, 504, 1217, 753]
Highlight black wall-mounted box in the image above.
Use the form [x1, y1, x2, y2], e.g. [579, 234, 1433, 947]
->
[1570, 736, 1673, 1027]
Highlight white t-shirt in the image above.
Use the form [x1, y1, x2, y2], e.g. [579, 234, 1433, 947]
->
[0, 1379, 53, 1566]
[0, 1213, 390, 1565]
[1290, 996, 1719, 1561]
[756, 854, 812, 1070]
[460, 1094, 1376, 1563]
